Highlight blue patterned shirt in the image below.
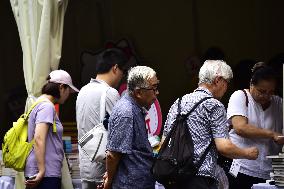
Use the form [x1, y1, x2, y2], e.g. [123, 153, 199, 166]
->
[163, 87, 229, 180]
[107, 93, 155, 189]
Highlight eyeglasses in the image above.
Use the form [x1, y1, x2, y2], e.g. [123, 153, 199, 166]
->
[253, 87, 274, 98]
[140, 86, 159, 93]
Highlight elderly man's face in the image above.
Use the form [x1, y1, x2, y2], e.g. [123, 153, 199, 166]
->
[215, 77, 229, 99]
[139, 75, 160, 110]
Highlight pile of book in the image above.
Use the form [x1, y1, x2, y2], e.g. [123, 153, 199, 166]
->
[0, 166, 17, 177]
[62, 122, 78, 144]
[66, 153, 80, 179]
[63, 136, 72, 153]
[0, 150, 17, 177]
[267, 154, 284, 187]
[0, 150, 17, 176]
[63, 136, 79, 153]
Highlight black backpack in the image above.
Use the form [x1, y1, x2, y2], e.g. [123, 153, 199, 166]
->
[151, 97, 213, 185]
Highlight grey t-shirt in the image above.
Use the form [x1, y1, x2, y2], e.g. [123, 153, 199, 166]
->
[25, 100, 64, 177]
[76, 79, 120, 182]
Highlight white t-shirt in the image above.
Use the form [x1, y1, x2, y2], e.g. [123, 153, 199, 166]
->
[227, 89, 283, 179]
[76, 79, 120, 182]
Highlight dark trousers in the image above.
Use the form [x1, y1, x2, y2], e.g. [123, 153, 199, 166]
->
[82, 180, 102, 189]
[164, 176, 217, 189]
[227, 172, 266, 189]
[25, 177, 61, 189]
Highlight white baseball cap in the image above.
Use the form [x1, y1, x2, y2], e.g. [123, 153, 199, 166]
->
[49, 70, 79, 92]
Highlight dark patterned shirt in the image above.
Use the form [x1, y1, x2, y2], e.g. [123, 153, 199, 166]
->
[107, 93, 155, 189]
[163, 87, 229, 180]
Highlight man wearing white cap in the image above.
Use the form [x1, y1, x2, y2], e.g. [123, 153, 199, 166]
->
[76, 48, 130, 189]
[25, 70, 79, 189]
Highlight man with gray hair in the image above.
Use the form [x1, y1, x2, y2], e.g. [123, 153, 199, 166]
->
[102, 66, 159, 189]
[163, 60, 259, 189]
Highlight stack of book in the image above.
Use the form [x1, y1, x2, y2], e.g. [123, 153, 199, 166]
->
[66, 153, 80, 179]
[0, 150, 17, 176]
[63, 136, 72, 153]
[62, 122, 78, 144]
[71, 143, 79, 153]
[0, 166, 17, 176]
[267, 154, 284, 187]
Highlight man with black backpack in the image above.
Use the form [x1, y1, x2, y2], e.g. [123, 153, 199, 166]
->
[159, 60, 259, 189]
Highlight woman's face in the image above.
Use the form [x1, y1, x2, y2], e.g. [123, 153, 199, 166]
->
[58, 85, 71, 104]
[250, 79, 276, 106]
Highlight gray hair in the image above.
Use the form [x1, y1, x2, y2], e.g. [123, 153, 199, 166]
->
[127, 66, 156, 93]
[198, 60, 233, 85]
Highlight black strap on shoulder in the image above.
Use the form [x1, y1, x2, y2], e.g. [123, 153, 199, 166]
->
[184, 97, 212, 117]
[178, 96, 213, 172]
[177, 97, 212, 117]
[195, 140, 213, 171]
[242, 89, 249, 107]
[177, 98, 182, 115]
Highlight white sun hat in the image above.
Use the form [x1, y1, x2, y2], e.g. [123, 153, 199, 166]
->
[49, 70, 79, 92]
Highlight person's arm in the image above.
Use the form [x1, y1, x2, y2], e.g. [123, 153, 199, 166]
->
[231, 115, 284, 144]
[208, 99, 258, 160]
[25, 122, 49, 188]
[103, 151, 122, 189]
[214, 138, 258, 160]
[103, 112, 133, 189]
[34, 123, 49, 176]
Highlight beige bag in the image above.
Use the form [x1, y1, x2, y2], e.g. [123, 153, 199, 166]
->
[61, 154, 74, 189]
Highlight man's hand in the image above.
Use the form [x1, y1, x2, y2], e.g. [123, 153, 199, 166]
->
[273, 133, 284, 145]
[244, 147, 259, 160]
[103, 175, 112, 189]
[96, 172, 110, 189]
[215, 138, 259, 159]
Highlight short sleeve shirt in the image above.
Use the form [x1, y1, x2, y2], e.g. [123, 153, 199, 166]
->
[25, 99, 64, 177]
[76, 79, 120, 182]
[227, 90, 283, 179]
[107, 93, 155, 189]
[163, 87, 229, 180]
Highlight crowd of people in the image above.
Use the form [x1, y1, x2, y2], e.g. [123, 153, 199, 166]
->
[23, 48, 283, 189]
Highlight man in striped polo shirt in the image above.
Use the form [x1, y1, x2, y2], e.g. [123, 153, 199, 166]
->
[163, 60, 259, 189]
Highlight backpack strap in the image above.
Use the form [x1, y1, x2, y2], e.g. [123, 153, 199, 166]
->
[177, 98, 182, 115]
[177, 96, 212, 117]
[242, 89, 249, 107]
[182, 96, 213, 172]
[184, 97, 212, 117]
[194, 140, 213, 171]
[99, 88, 108, 123]
[25, 99, 57, 133]
[25, 99, 46, 119]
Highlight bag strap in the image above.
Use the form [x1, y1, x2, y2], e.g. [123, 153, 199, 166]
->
[185, 97, 212, 117]
[99, 88, 107, 123]
[242, 89, 249, 107]
[177, 96, 212, 117]
[194, 140, 213, 171]
[178, 96, 213, 172]
[78, 84, 109, 143]
[25, 99, 57, 133]
[25, 99, 46, 119]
